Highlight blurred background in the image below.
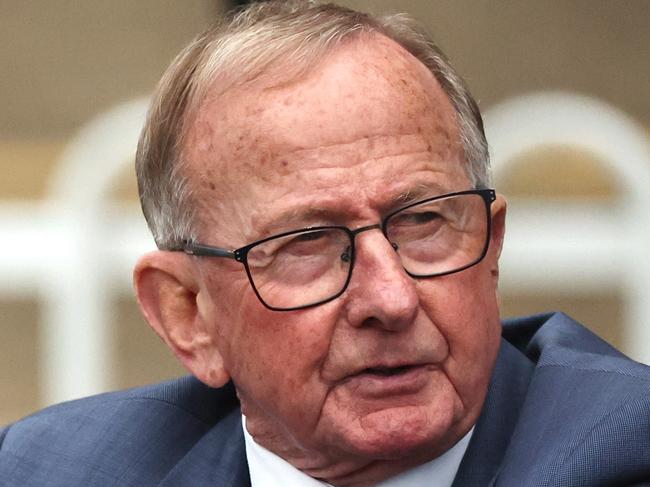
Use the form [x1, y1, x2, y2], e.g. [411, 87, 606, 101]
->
[1, 0, 648, 424]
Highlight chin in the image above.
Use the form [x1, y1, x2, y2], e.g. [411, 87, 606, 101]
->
[341, 405, 457, 461]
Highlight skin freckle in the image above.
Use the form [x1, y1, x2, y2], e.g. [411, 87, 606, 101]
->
[247, 105, 266, 117]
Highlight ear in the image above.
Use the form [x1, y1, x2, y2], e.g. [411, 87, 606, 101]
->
[488, 194, 507, 284]
[134, 251, 230, 388]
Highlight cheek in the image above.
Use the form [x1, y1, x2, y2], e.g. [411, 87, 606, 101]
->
[215, 287, 343, 419]
[415, 265, 501, 398]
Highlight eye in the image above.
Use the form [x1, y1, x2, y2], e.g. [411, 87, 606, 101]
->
[294, 230, 329, 242]
[275, 230, 334, 258]
[393, 210, 442, 226]
[410, 211, 441, 224]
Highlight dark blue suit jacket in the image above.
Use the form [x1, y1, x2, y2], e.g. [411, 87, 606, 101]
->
[2, 312, 650, 486]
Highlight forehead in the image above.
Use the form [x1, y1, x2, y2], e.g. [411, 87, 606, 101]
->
[184, 34, 466, 238]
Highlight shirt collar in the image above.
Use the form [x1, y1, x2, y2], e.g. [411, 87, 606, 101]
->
[243, 415, 473, 487]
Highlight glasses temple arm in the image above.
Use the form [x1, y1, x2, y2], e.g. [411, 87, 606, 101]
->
[182, 241, 237, 259]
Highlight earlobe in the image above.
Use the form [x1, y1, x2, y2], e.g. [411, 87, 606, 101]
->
[489, 194, 507, 281]
[133, 251, 231, 388]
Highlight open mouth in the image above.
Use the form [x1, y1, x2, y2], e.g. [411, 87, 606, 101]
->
[344, 363, 432, 396]
[363, 365, 417, 377]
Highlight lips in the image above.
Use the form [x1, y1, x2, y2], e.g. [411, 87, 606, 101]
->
[341, 362, 436, 398]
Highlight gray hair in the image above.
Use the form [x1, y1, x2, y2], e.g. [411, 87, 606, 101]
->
[135, 0, 490, 250]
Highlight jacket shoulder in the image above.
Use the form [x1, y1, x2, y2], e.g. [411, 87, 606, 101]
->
[0, 376, 239, 486]
[498, 313, 650, 485]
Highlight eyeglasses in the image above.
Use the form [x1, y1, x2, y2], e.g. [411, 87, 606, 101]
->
[179, 189, 496, 311]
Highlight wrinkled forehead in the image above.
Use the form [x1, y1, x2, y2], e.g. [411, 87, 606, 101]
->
[183, 33, 462, 193]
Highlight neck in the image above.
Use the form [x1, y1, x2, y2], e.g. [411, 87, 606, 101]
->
[243, 412, 473, 486]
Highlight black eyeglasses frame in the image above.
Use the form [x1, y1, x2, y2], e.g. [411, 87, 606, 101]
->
[178, 188, 496, 311]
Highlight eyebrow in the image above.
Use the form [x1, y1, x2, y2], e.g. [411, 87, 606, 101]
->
[255, 182, 450, 237]
[255, 207, 343, 236]
[391, 182, 448, 207]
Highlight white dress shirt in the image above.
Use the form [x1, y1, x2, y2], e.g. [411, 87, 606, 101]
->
[243, 415, 473, 487]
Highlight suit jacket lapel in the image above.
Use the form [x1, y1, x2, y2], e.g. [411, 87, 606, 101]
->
[158, 408, 250, 487]
[452, 339, 535, 486]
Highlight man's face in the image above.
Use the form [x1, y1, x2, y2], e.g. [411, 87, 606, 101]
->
[184, 35, 504, 477]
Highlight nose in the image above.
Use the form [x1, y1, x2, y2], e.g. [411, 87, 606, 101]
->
[343, 229, 419, 330]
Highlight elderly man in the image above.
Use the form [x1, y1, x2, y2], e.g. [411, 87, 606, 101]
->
[2, 2, 650, 486]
